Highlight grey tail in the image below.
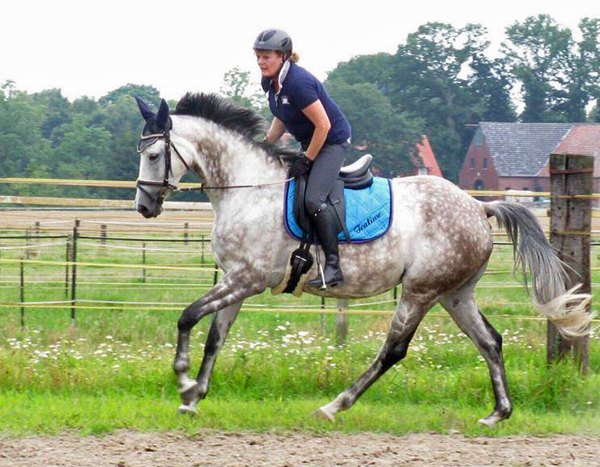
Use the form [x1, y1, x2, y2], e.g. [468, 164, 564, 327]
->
[484, 201, 593, 337]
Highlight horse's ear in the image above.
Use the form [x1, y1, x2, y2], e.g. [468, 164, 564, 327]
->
[156, 99, 171, 130]
[135, 96, 155, 121]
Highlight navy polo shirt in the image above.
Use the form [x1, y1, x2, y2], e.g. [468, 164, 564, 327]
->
[262, 62, 351, 146]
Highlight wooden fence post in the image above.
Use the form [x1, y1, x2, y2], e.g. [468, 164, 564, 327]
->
[142, 241, 147, 284]
[213, 263, 219, 286]
[65, 237, 71, 299]
[20, 260, 25, 328]
[336, 299, 349, 346]
[70, 220, 80, 325]
[548, 153, 592, 373]
[200, 234, 205, 264]
[100, 224, 107, 256]
[25, 227, 31, 259]
[31, 221, 40, 258]
[321, 296, 326, 333]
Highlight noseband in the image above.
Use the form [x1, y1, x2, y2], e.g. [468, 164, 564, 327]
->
[136, 130, 190, 204]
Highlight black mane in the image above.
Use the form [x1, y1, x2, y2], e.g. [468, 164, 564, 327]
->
[173, 92, 299, 162]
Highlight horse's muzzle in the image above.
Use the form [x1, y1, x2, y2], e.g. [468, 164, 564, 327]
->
[135, 189, 164, 218]
[137, 202, 163, 218]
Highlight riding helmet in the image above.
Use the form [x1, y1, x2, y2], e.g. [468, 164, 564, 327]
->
[253, 28, 293, 54]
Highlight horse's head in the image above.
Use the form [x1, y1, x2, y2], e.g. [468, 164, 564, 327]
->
[134, 97, 193, 218]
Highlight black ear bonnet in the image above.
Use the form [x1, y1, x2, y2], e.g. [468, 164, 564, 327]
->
[135, 96, 172, 136]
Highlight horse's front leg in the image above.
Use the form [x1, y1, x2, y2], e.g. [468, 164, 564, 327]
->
[173, 275, 264, 413]
[177, 301, 242, 413]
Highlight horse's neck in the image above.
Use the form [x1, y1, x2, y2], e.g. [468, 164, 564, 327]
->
[183, 117, 287, 207]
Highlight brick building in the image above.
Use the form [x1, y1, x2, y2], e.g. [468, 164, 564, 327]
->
[459, 123, 600, 194]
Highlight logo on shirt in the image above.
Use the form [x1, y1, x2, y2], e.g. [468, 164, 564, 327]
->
[281, 95, 290, 105]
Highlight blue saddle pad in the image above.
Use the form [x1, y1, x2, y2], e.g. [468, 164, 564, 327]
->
[284, 177, 393, 244]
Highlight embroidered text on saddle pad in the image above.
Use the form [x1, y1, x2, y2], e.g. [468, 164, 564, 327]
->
[284, 177, 393, 243]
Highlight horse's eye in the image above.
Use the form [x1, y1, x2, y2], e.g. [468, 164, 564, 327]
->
[148, 154, 159, 162]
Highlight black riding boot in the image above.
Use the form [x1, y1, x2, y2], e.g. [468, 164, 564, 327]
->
[307, 206, 344, 289]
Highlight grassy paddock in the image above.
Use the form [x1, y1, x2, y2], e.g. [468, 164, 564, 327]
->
[0, 231, 599, 436]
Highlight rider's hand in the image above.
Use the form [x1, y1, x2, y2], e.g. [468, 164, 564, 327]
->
[288, 154, 313, 178]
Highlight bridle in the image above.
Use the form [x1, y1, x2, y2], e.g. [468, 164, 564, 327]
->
[136, 129, 191, 204]
[136, 127, 293, 202]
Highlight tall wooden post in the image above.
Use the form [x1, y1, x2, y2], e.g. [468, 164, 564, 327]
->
[548, 154, 592, 372]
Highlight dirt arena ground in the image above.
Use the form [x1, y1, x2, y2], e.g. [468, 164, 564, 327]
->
[1, 431, 600, 467]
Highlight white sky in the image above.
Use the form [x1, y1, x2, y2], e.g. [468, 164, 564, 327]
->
[2, 0, 599, 102]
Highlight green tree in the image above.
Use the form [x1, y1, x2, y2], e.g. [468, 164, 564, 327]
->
[51, 115, 113, 197]
[32, 88, 72, 143]
[0, 81, 52, 195]
[220, 67, 268, 118]
[99, 84, 161, 107]
[96, 94, 144, 197]
[326, 53, 395, 93]
[502, 14, 600, 123]
[590, 104, 600, 122]
[503, 15, 571, 122]
[72, 96, 100, 117]
[325, 80, 421, 176]
[557, 18, 600, 122]
[468, 55, 517, 122]
[389, 22, 491, 180]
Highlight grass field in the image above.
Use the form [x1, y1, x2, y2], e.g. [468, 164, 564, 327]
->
[0, 221, 599, 436]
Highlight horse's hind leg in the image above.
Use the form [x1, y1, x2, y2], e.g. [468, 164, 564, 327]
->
[440, 284, 512, 427]
[319, 293, 433, 421]
[176, 301, 242, 413]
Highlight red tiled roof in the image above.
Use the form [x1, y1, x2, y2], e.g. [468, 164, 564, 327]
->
[554, 124, 600, 156]
[415, 136, 443, 177]
[537, 124, 600, 177]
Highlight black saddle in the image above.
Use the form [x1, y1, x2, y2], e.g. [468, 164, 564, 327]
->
[293, 154, 374, 240]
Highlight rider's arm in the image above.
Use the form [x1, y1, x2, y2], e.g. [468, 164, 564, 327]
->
[302, 100, 331, 161]
[265, 117, 286, 143]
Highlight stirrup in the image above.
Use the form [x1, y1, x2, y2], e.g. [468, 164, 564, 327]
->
[316, 264, 328, 290]
[307, 265, 344, 290]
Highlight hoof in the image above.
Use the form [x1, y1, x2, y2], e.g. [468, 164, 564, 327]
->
[478, 417, 495, 427]
[178, 404, 198, 416]
[315, 407, 335, 422]
[178, 379, 198, 406]
[478, 408, 510, 427]
[478, 414, 501, 427]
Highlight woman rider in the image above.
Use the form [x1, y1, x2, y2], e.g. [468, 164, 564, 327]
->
[254, 28, 352, 289]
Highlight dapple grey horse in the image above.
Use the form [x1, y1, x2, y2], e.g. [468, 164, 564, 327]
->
[134, 93, 591, 426]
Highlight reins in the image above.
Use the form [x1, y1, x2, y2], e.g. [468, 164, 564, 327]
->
[136, 130, 292, 197]
[176, 178, 293, 193]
